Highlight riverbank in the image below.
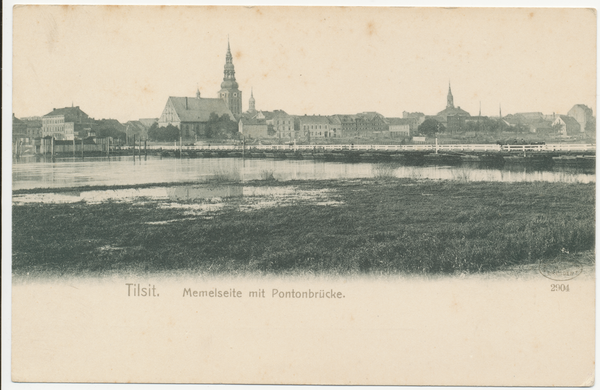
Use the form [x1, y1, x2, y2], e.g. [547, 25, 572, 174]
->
[12, 178, 595, 277]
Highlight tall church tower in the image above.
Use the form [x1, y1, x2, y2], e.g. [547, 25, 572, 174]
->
[447, 82, 454, 109]
[218, 39, 242, 117]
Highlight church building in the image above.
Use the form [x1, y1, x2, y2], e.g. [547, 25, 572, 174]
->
[157, 41, 243, 138]
[436, 83, 471, 122]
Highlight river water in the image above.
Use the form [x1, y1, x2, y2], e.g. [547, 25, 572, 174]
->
[12, 155, 595, 191]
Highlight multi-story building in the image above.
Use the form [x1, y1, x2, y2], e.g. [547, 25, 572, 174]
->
[238, 117, 269, 138]
[331, 115, 358, 138]
[386, 118, 412, 138]
[272, 111, 295, 139]
[42, 106, 92, 140]
[13, 114, 27, 136]
[299, 115, 337, 139]
[355, 112, 388, 137]
[567, 104, 594, 134]
[402, 112, 426, 134]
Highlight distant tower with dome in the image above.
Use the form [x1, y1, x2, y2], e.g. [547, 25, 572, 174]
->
[218, 39, 242, 118]
[248, 88, 256, 113]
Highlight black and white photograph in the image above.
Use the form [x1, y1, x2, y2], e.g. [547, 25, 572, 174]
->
[4, 4, 596, 387]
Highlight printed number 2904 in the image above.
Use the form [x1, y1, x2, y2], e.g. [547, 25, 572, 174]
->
[551, 284, 570, 292]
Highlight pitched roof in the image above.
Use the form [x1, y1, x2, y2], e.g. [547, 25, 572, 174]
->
[328, 116, 342, 124]
[516, 112, 544, 119]
[254, 110, 289, 120]
[436, 106, 471, 118]
[139, 118, 158, 128]
[299, 115, 330, 124]
[43, 106, 89, 120]
[240, 117, 267, 125]
[332, 114, 357, 123]
[168, 97, 234, 122]
[357, 112, 384, 120]
[386, 117, 412, 126]
[559, 115, 581, 128]
[402, 111, 425, 118]
[94, 118, 125, 130]
[125, 120, 147, 132]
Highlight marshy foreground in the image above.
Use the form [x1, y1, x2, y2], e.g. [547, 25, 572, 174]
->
[12, 177, 595, 277]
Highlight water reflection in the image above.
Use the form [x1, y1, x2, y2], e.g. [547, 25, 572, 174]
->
[12, 156, 595, 190]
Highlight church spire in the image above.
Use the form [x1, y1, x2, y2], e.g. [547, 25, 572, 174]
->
[227, 36, 231, 61]
[499, 103, 502, 118]
[218, 37, 242, 117]
[221, 37, 237, 89]
[249, 87, 256, 113]
[446, 82, 454, 109]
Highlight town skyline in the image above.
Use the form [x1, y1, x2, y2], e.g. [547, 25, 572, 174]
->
[12, 6, 596, 123]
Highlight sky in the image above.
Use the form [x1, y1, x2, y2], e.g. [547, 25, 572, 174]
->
[12, 6, 596, 122]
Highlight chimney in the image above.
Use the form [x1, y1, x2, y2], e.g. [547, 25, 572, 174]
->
[185, 97, 188, 110]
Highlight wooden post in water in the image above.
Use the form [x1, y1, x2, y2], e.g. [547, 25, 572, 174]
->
[179, 136, 183, 158]
[73, 138, 76, 157]
[107, 137, 110, 157]
[81, 138, 84, 159]
[133, 134, 136, 161]
[145, 140, 147, 158]
[51, 137, 54, 157]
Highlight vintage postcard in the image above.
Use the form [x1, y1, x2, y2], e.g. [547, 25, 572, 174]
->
[6, 4, 596, 387]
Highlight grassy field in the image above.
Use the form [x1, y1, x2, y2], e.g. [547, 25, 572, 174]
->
[12, 179, 595, 277]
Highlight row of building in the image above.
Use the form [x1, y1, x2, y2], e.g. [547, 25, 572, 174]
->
[152, 42, 418, 140]
[238, 109, 417, 140]
[12, 106, 157, 143]
[421, 84, 595, 137]
[13, 42, 595, 143]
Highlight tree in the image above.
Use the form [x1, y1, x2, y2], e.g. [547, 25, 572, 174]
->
[93, 119, 126, 141]
[551, 121, 564, 135]
[148, 123, 179, 142]
[147, 122, 160, 140]
[418, 119, 445, 137]
[204, 113, 239, 139]
[486, 118, 500, 133]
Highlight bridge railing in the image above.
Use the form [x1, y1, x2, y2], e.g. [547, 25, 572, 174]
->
[501, 144, 546, 152]
[543, 144, 596, 152]
[438, 144, 502, 152]
[144, 143, 596, 153]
